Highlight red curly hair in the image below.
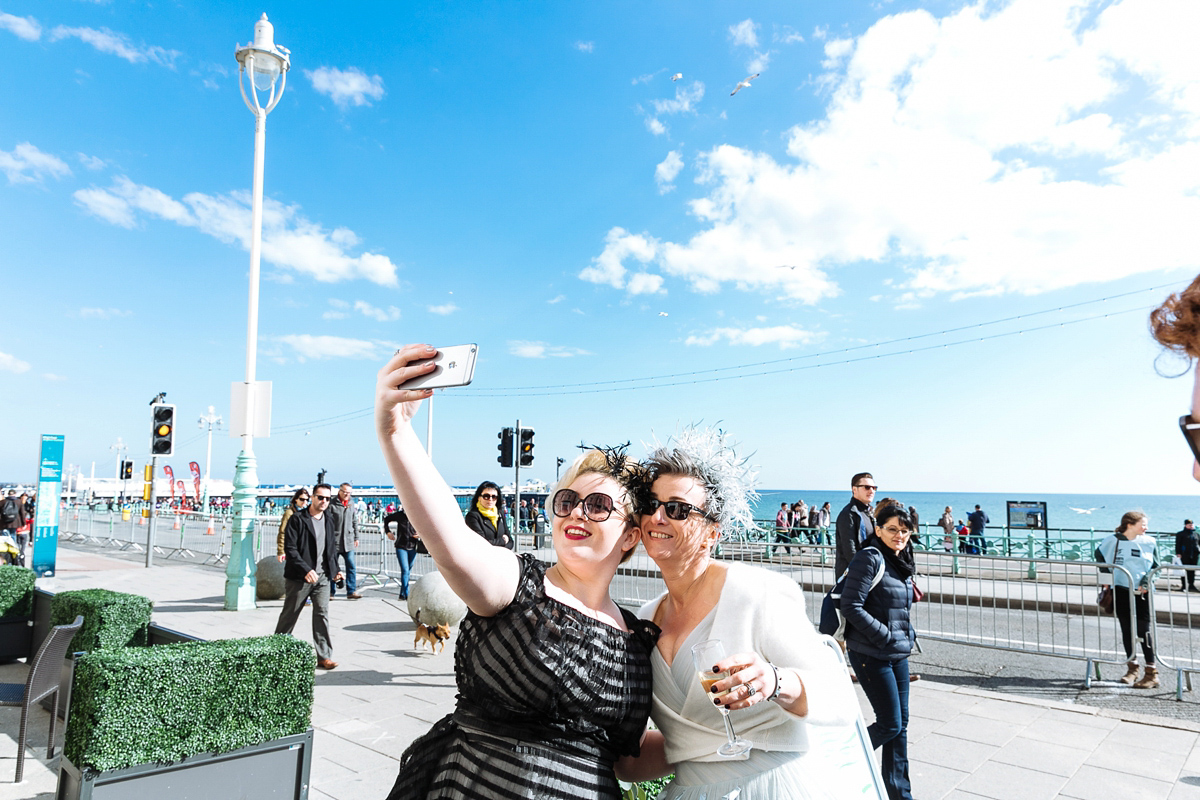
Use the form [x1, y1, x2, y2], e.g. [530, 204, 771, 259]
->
[1150, 274, 1200, 360]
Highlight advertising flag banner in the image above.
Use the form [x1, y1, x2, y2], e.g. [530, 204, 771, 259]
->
[163, 465, 175, 498]
[189, 461, 202, 502]
[31, 434, 65, 577]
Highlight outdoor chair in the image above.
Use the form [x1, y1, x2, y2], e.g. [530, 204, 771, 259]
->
[0, 614, 84, 783]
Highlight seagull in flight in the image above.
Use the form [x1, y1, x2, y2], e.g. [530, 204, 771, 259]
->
[731, 73, 760, 95]
[671, 73, 682, 81]
[776, 265, 798, 270]
[1068, 506, 1103, 514]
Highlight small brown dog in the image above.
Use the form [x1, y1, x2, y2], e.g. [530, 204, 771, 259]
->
[414, 622, 451, 654]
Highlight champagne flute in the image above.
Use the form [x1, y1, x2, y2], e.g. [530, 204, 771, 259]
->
[692, 638, 753, 758]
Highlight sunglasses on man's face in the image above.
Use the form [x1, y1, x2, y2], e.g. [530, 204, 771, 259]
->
[642, 497, 714, 522]
[313, 495, 331, 503]
[552, 489, 618, 522]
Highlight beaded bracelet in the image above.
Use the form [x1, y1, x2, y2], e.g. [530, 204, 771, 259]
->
[767, 663, 783, 702]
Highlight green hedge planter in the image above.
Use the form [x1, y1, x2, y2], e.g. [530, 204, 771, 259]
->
[0, 565, 35, 660]
[0, 564, 36, 619]
[65, 634, 315, 773]
[49, 589, 153, 653]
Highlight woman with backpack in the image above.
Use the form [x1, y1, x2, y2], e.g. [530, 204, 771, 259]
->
[840, 503, 917, 800]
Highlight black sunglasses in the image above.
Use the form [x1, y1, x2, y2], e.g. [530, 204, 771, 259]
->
[480, 493, 499, 501]
[552, 489, 618, 522]
[642, 497, 715, 522]
[1180, 415, 1200, 464]
[855, 484, 878, 491]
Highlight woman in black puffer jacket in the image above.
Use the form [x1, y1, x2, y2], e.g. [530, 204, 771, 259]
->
[841, 503, 916, 800]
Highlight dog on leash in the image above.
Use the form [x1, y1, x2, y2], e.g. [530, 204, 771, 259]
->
[414, 622, 451, 654]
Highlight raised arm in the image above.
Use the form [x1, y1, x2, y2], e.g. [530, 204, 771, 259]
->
[375, 345, 520, 615]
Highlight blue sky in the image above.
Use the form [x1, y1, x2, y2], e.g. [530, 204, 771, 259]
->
[3, 0, 1200, 496]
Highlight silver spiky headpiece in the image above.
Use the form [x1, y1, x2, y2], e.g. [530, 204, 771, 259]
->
[639, 425, 759, 537]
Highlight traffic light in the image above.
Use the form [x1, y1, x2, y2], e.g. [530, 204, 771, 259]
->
[151, 404, 176, 456]
[497, 427, 514, 468]
[121, 460, 133, 480]
[519, 428, 535, 466]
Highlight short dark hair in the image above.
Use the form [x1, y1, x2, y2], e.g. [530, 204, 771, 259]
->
[313, 483, 332, 495]
[876, 504, 914, 532]
[851, 472, 873, 488]
[1187, 519, 1194, 525]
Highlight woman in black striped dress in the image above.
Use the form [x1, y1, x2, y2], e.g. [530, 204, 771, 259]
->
[376, 345, 658, 799]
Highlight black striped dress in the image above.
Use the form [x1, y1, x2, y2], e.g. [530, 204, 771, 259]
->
[386, 554, 659, 799]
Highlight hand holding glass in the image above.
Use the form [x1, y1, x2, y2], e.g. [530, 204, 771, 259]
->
[692, 639, 753, 758]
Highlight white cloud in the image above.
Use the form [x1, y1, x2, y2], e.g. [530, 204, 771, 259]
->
[0, 12, 41, 41]
[627, 273, 665, 294]
[645, 116, 667, 136]
[428, 303, 458, 315]
[41, 373, 66, 382]
[575, 41, 595, 53]
[79, 307, 132, 319]
[746, 51, 772, 74]
[587, 0, 1200, 301]
[729, 19, 759, 49]
[632, 72, 658, 85]
[276, 334, 397, 362]
[685, 325, 817, 349]
[653, 81, 705, 115]
[0, 143, 71, 185]
[354, 300, 401, 321]
[579, 227, 659, 290]
[547, 294, 565, 304]
[508, 341, 591, 358]
[77, 153, 105, 170]
[655, 150, 684, 194]
[49, 26, 178, 66]
[776, 26, 804, 44]
[75, 176, 400, 286]
[0, 351, 30, 373]
[306, 66, 385, 108]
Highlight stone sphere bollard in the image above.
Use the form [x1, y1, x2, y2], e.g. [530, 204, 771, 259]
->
[407, 571, 467, 628]
[256, 556, 286, 600]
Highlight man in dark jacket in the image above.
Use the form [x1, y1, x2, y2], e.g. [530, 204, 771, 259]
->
[967, 505, 989, 555]
[0, 490, 27, 565]
[275, 483, 343, 670]
[1177, 519, 1200, 592]
[835, 472, 877, 576]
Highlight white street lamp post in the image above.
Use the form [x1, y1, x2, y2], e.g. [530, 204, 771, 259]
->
[227, 14, 290, 611]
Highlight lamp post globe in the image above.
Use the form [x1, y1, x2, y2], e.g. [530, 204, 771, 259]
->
[226, 13, 290, 611]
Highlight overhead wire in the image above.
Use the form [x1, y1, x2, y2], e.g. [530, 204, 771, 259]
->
[267, 280, 1180, 431]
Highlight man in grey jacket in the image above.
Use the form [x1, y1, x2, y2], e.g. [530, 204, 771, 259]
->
[328, 482, 361, 599]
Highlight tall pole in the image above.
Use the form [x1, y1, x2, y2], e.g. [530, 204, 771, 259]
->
[514, 417, 521, 553]
[199, 406, 222, 510]
[426, 395, 434, 457]
[226, 102, 268, 611]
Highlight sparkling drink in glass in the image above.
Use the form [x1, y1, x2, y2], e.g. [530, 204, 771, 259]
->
[691, 638, 753, 758]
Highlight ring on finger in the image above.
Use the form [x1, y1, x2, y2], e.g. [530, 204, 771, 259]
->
[744, 682, 758, 698]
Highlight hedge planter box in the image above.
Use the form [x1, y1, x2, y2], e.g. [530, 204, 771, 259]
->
[45, 589, 154, 719]
[0, 564, 35, 661]
[57, 729, 314, 800]
[60, 635, 316, 800]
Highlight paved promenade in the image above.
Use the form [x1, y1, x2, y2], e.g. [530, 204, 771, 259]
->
[4, 545, 1200, 799]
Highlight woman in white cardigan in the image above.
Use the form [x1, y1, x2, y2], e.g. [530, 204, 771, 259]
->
[615, 428, 857, 799]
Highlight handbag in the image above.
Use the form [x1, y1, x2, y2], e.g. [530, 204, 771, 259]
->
[818, 547, 883, 642]
[912, 579, 924, 603]
[1097, 586, 1114, 614]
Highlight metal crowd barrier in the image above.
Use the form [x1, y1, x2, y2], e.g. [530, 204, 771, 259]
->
[1146, 563, 1200, 700]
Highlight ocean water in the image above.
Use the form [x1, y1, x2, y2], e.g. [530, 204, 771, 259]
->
[755, 489, 1200, 537]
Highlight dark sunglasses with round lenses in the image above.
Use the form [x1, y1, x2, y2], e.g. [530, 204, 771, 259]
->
[479, 492, 499, 501]
[642, 497, 715, 522]
[552, 489, 618, 522]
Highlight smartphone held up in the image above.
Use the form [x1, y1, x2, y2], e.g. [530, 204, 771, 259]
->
[400, 344, 478, 391]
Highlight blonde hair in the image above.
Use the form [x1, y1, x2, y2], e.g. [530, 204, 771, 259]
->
[552, 449, 641, 562]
